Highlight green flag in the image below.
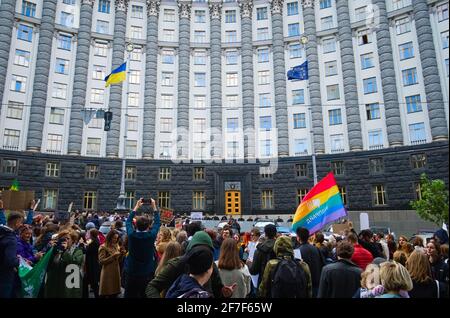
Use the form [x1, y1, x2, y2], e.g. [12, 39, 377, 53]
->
[19, 247, 54, 298]
[10, 179, 19, 191]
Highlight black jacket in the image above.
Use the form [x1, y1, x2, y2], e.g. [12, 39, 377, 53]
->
[0, 225, 19, 297]
[85, 239, 101, 286]
[298, 243, 325, 291]
[249, 238, 276, 287]
[409, 280, 440, 298]
[318, 259, 362, 298]
[431, 258, 449, 286]
[359, 240, 382, 258]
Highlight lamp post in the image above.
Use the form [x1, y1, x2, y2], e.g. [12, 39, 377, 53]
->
[300, 35, 318, 185]
[115, 42, 134, 212]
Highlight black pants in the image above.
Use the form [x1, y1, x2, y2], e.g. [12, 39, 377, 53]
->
[124, 272, 153, 298]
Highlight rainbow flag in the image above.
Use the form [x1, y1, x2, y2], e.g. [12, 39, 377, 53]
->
[104, 62, 126, 87]
[291, 172, 346, 235]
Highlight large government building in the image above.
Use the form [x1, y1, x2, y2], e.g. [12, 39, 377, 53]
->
[0, 0, 448, 228]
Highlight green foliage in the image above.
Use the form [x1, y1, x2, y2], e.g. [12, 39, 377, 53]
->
[411, 173, 449, 226]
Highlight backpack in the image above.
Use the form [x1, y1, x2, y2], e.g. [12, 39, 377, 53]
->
[270, 257, 308, 298]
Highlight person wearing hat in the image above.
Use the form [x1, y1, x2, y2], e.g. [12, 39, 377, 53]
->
[165, 246, 214, 298]
[145, 230, 236, 298]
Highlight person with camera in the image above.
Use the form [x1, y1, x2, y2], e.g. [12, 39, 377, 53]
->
[99, 229, 125, 298]
[124, 198, 160, 298]
[44, 230, 84, 298]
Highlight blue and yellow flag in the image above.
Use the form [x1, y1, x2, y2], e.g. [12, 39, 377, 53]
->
[104, 62, 126, 87]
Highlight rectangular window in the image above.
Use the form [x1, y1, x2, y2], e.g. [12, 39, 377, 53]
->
[363, 77, 378, 94]
[259, 94, 271, 108]
[92, 65, 105, 80]
[366, 103, 380, 120]
[227, 118, 239, 132]
[411, 154, 427, 169]
[369, 158, 384, 174]
[294, 139, 308, 155]
[257, 27, 269, 41]
[296, 188, 308, 205]
[355, 6, 368, 21]
[193, 167, 205, 180]
[94, 42, 108, 56]
[258, 48, 269, 63]
[226, 95, 238, 109]
[330, 134, 344, 153]
[55, 58, 69, 75]
[158, 191, 171, 209]
[192, 191, 205, 210]
[195, 30, 207, 43]
[372, 185, 387, 206]
[295, 163, 307, 177]
[194, 50, 207, 65]
[129, 70, 140, 84]
[437, 3, 449, 22]
[163, 29, 175, 41]
[96, 20, 109, 34]
[361, 53, 375, 69]
[49, 107, 64, 125]
[88, 118, 103, 129]
[22, 1, 36, 17]
[159, 167, 171, 180]
[1, 159, 18, 175]
[58, 34, 72, 50]
[226, 73, 238, 86]
[193, 118, 206, 133]
[131, 5, 143, 18]
[159, 141, 172, 158]
[194, 95, 206, 109]
[402, 68, 418, 86]
[6, 101, 24, 119]
[14, 49, 30, 67]
[289, 43, 302, 59]
[164, 9, 175, 22]
[288, 23, 300, 37]
[85, 164, 99, 179]
[193, 142, 207, 159]
[329, 109, 342, 125]
[52, 83, 67, 99]
[292, 89, 305, 104]
[287, 2, 299, 15]
[162, 49, 175, 64]
[358, 30, 372, 45]
[293, 113, 306, 129]
[225, 30, 237, 43]
[339, 186, 347, 206]
[392, 0, 410, 11]
[260, 139, 272, 157]
[46, 162, 60, 178]
[223, 51, 237, 66]
[17, 24, 33, 42]
[98, 0, 110, 13]
[258, 70, 270, 85]
[414, 182, 423, 200]
[257, 7, 268, 20]
[10, 75, 27, 92]
[323, 37, 336, 53]
[125, 166, 137, 180]
[195, 10, 206, 23]
[130, 26, 143, 39]
[86, 138, 101, 156]
[368, 130, 383, 149]
[331, 161, 344, 176]
[125, 140, 137, 158]
[127, 116, 138, 132]
[320, 0, 332, 9]
[399, 42, 414, 60]
[442, 31, 449, 49]
[83, 191, 97, 211]
[161, 94, 173, 108]
[409, 122, 426, 144]
[161, 72, 174, 86]
[406, 95, 422, 113]
[63, 0, 76, 4]
[43, 189, 58, 210]
[261, 190, 274, 209]
[124, 191, 135, 210]
[90, 88, 104, 104]
[225, 10, 236, 23]
[325, 60, 338, 76]
[160, 117, 173, 133]
[327, 84, 340, 100]
[260, 167, 273, 180]
[260, 116, 272, 131]
[321, 16, 333, 30]
[60, 12, 74, 27]
[194, 73, 206, 87]
[128, 92, 139, 107]
[227, 141, 239, 158]
[396, 17, 411, 34]
[3, 129, 20, 149]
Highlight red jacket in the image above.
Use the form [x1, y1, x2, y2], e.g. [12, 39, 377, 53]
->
[351, 244, 373, 270]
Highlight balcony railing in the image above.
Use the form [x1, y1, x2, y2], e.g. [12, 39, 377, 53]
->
[2, 145, 19, 151]
[46, 149, 62, 154]
[369, 145, 384, 150]
[331, 148, 345, 153]
[411, 139, 427, 145]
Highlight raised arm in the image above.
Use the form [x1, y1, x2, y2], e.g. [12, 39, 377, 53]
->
[149, 199, 160, 239]
[127, 198, 144, 235]
[25, 200, 36, 225]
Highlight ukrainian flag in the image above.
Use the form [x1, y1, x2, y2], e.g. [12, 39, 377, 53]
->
[104, 62, 126, 87]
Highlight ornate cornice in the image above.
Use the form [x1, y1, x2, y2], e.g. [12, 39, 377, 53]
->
[239, 0, 253, 19]
[81, 0, 95, 7]
[178, 0, 192, 19]
[146, 0, 160, 17]
[301, 0, 313, 9]
[115, 0, 128, 13]
[209, 2, 222, 20]
[270, 0, 283, 15]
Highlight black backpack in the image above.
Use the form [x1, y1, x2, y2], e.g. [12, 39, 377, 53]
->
[270, 257, 308, 298]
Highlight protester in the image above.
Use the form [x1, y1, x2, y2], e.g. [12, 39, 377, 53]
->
[358, 230, 382, 258]
[433, 229, 449, 245]
[44, 230, 84, 298]
[314, 232, 331, 261]
[412, 236, 426, 254]
[258, 236, 312, 298]
[99, 229, 124, 298]
[165, 246, 214, 298]
[441, 244, 449, 264]
[397, 235, 413, 258]
[34, 223, 59, 253]
[406, 250, 444, 298]
[374, 233, 389, 260]
[294, 227, 324, 297]
[156, 227, 173, 260]
[16, 224, 43, 265]
[318, 241, 362, 298]
[232, 232, 246, 261]
[155, 241, 182, 276]
[347, 232, 373, 270]
[353, 264, 384, 298]
[85, 228, 101, 298]
[175, 230, 188, 254]
[376, 261, 413, 298]
[426, 240, 449, 286]
[386, 234, 397, 260]
[216, 238, 251, 298]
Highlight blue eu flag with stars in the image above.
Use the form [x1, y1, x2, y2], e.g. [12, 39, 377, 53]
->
[287, 61, 309, 81]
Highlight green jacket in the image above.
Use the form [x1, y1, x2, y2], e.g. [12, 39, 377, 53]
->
[258, 236, 312, 298]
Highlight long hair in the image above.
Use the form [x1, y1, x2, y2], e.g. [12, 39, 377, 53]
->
[158, 227, 172, 242]
[35, 223, 59, 247]
[380, 261, 413, 292]
[406, 250, 433, 284]
[218, 238, 242, 270]
[105, 229, 120, 248]
[155, 241, 182, 275]
[361, 264, 381, 290]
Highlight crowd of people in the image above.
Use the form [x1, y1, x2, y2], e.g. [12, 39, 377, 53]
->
[0, 198, 448, 299]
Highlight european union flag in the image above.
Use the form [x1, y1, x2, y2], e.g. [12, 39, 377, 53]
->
[287, 61, 309, 81]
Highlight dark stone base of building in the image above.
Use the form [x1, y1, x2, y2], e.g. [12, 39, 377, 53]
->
[1, 142, 448, 216]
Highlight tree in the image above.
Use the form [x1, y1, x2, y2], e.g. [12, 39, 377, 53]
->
[410, 173, 449, 227]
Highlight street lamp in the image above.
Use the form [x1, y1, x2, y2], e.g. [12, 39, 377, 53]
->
[115, 42, 135, 212]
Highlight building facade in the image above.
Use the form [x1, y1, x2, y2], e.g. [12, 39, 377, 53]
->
[0, 0, 448, 216]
